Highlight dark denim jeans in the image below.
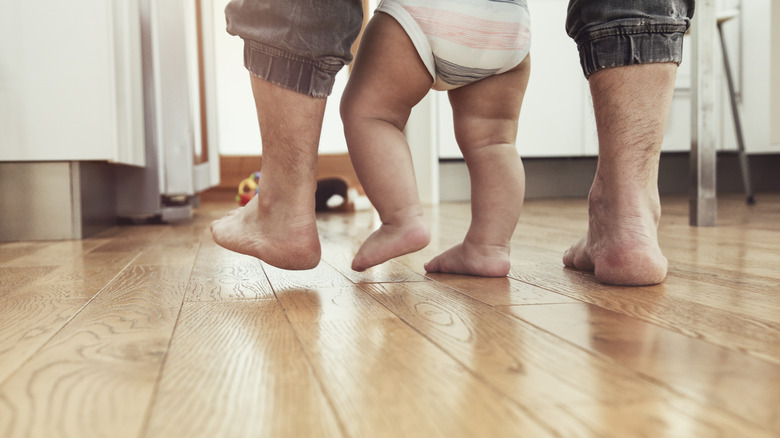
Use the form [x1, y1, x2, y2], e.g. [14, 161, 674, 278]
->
[225, 0, 695, 96]
[566, 0, 695, 77]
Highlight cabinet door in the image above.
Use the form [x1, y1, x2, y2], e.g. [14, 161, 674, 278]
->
[0, 0, 144, 165]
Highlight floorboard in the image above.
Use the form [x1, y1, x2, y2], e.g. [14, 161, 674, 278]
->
[276, 287, 553, 437]
[143, 300, 343, 438]
[0, 263, 189, 437]
[0, 193, 778, 437]
[506, 302, 780, 430]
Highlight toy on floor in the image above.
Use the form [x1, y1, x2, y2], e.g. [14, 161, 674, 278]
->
[316, 178, 349, 212]
[236, 172, 260, 206]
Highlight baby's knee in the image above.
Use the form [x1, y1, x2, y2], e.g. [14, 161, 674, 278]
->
[339, 90, 359, 126]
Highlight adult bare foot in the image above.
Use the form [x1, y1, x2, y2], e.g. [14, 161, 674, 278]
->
[352, 217, 430, 271]
[563, 186, 668, 286]
[425, 241, 511, 277]
[563, 63, 677, 286]
[209, 72, 328, 270]
[211, 193, 321, 270]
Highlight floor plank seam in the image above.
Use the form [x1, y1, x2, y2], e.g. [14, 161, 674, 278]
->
[0, 251, 143, 390]
[267, 289, 351, 438]
[137, 242, 202, 438]
[350, 282, 589, 437]
[352, 281, 563, 435]
[4, 195, 778, 437]
[497, 306, 776, 433]
[513, 276, 780, 367]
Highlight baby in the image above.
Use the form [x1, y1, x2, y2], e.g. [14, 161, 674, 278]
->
[340, 0, 531, 277]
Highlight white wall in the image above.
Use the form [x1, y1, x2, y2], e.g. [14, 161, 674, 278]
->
[211, 0, 349, 156]
[773, 0, 780, 145]
[732, 0, 772, 153]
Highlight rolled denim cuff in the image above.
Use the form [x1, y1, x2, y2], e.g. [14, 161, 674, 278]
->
[243, 39, 345, 98]
[572, 19, 689, 78]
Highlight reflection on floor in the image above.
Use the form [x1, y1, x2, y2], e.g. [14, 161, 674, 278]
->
[0, 193, 778, 437]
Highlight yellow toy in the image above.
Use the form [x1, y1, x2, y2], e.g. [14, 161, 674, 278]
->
[236, 172, 260, 206]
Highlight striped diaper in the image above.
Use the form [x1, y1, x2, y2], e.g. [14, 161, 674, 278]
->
[376, 0, 531, 90]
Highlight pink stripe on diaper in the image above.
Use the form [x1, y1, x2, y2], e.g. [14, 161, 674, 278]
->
[404, 6, 529, 50]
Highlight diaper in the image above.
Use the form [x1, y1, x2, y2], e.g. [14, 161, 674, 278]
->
[376, 0, 531, 90]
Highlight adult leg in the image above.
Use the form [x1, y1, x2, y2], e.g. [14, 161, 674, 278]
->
[211, 0, 363, 269]
[340, 12, 434, 272]
[562, 63, 675, 285]
[211, 77, 325, 270]
[563, 0, 693, 285]
[425, 58, 530, 277]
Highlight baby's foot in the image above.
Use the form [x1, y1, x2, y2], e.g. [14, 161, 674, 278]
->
[211, 194, 321, 270]
[425, 242, 511, 277]
[352, 219, 430, 271]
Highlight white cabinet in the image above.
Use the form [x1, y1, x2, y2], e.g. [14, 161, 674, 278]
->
[116, 0, 220, 219]
[0, 0, 219, 239]
[0, 0, 145, 165]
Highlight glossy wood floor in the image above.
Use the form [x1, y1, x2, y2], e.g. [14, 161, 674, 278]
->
[1, 193, 778, 437]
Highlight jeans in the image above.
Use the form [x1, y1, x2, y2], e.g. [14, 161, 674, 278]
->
[566, 0, 694, 77]
[225, 0, 694, 96]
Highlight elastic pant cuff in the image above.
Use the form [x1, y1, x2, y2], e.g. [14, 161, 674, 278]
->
[243, 39, 345, 98]
[573, 20, 688, 78]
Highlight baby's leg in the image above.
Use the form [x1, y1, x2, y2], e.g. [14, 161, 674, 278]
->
[425, 58, 531, 277]
[340, 12, 434, 271]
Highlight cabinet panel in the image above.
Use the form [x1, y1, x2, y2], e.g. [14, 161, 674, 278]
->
[0, 0, 144, 165]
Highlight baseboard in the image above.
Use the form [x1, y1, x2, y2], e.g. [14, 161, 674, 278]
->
[213, 152, 780, 205]
[0, 162, 116, 241]
[441, 152, 780, 201]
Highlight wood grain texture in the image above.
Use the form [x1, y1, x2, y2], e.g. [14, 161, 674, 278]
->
[3, 240, 107, 267]
[535, 397, 775, 438]
[0, 266, 58, 299]
[275, 286, 397, 324]
[320, 236, 429, 284]
[144, 300, 343, 438]
[0, 264, 190, 438]
[90, 224, 176, 253]
[0, 251, 138, 383]
[505, 302, 780, 433]
[184, 239, 274, 301]
[1, 194, 778, 437]
[275, 287, 554, 438]
[0, 242, 41, 265]
[261, 259, 355, 291]
[509, 262, 780, 366]
[422, 273, 580, 306]
[361, 281, 668, 408]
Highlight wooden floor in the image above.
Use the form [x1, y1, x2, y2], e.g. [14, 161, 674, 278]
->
[1, 193, 779, 437]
